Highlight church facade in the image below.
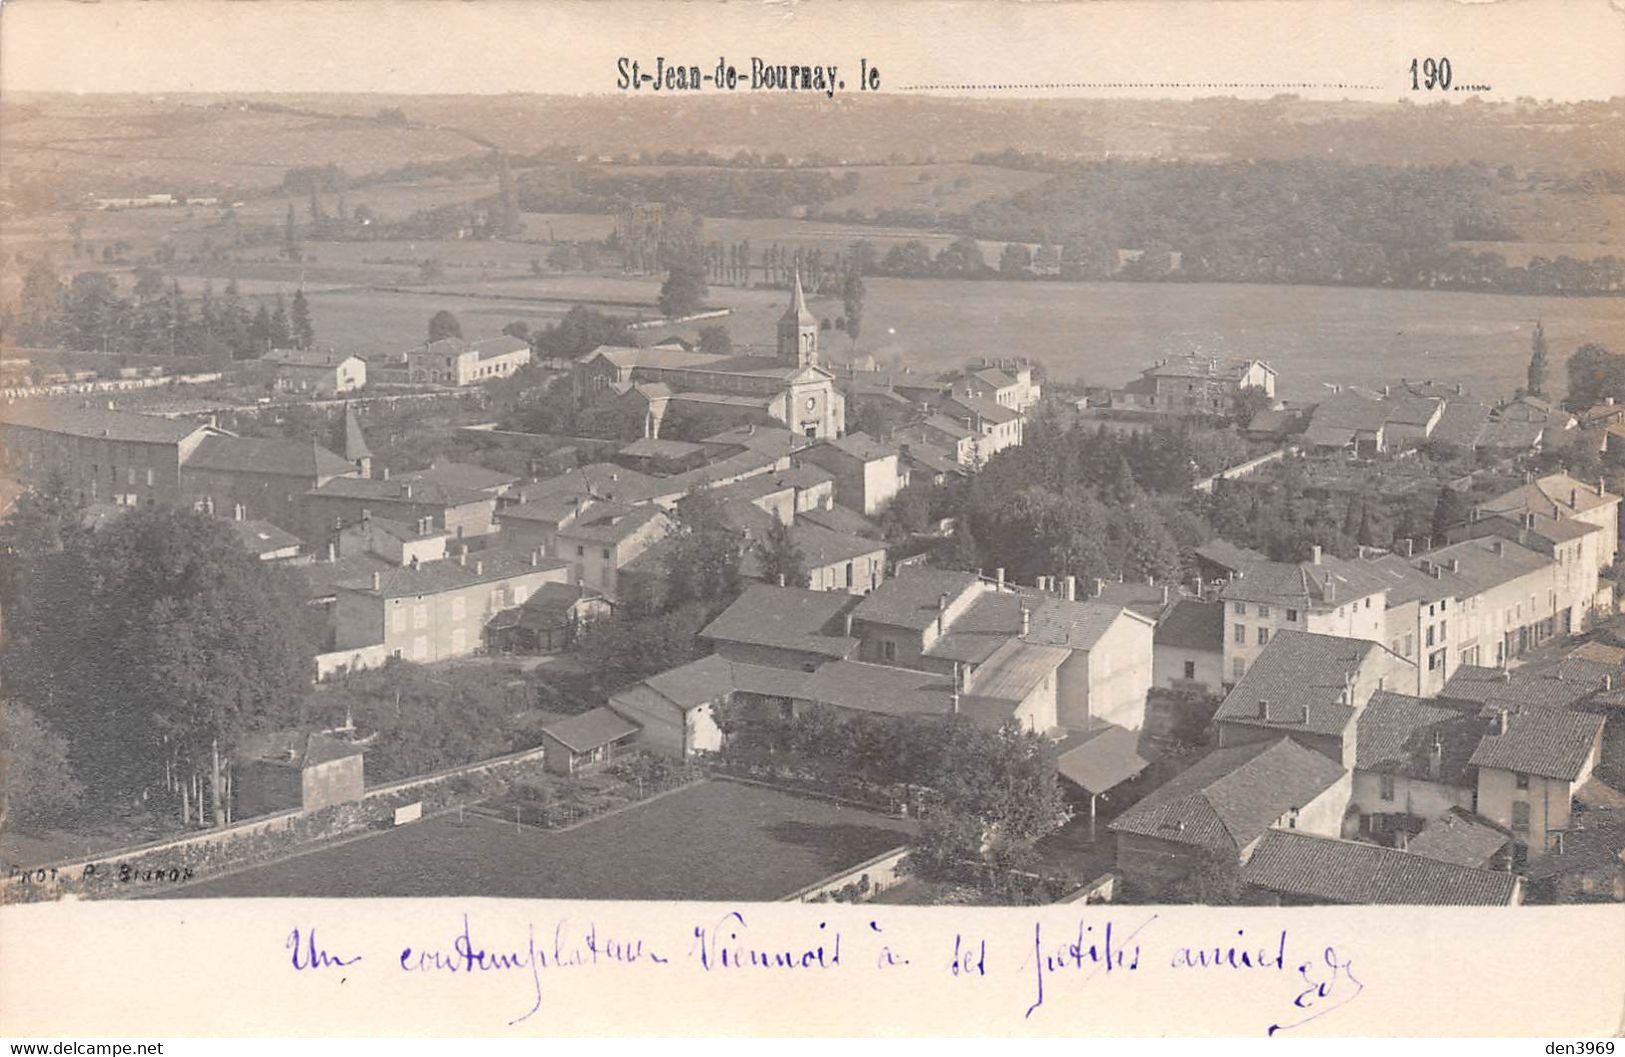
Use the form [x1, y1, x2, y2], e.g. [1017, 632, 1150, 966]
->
[573, 274, 847, 440]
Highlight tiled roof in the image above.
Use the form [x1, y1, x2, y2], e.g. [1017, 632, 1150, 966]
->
[797, 503, 882, 539]
[266, 347, 361, 368]
[1524, 808, 1625, 882]
[1481, 473, 1616, 518]
[1354, 692, 1486, 785]
[399, 460, 520, 493]
[1411, 536, 1552, 594]
[922, 591, 1135, 664]
[1241, 831, 1520, 905]
[230, 518, 302, 556]
[1439, 664, 1608, 713]
[799, 661, 962, 719]
[632, 654, 812, 711]
[1309, 391, 1389, 433]
[1090, 581, 1176, 622]
[814, 432, 897, 463]
[1406, 808, 1513, 869]
[186, 434, 356, 479]
[1221, 555, 1388, 608]
[965, 638, 1070, 704]
[898, 444, 967, 477]
[1194, 538, 1266, 575]
[852, 568, 984, 631]
[557, 503, 669, 547]
[335, 548, 568, 600]
[515, 463, 660, 505]
[1154, 599, 1224, 652]
[1055, 723, 1149, 795]
[790, 520, 887, 570]
[1359, 553, 1471, 605]
[700, 584, 861, 661]
[617, 438, 708, 460]
[1108, 738, 1346, 852]
[1469, 708, 1604, 781]
[541, 707, 639, 753]
[309, 475, 491, 508]
[1214, 630, 1383, 737]
[0, 403, 210, 444]
[942, 392, 1020, 425]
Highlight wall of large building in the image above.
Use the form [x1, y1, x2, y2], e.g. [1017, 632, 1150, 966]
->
[1350, 770, 1474, 825]
[1152, 644, 1224, 695]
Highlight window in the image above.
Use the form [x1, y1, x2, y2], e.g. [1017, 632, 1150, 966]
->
[576, 545, 585, 557]
[601, 548, 611, 560]
[1511, 801, 1531, 830]
[1256, 627, 1269, 646]
[1428, 649, 1446, 672]
[881, 641, 897, 662]
[1440, 619, 1447, 638]
[1234, 623, 1246, 645]
[392, 608, 406, 633]
[1364, 598, 1371, 609]
[451, 597, 465, 621]
[1379, 775, 1396, 801]
[1286, 608, 1298, 623]
[1233, 602, 1246, 616]
[1232, 657, 1246, 680]
[1515, 772, 1530, 791]
[1405, 633, 1414, 657]
[1426, 625, 1435, 648]
[1257, 605, 1270, 619]
[412, 604, 427, 630]
[1183, 660, 1197, 680]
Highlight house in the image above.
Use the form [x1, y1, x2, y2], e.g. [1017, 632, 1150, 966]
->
[1350, 691, 1488, 838]
[304, 473, 498, 544]
[607, 654, 811, 758]
[1220, 548, 1392, 685]
[551, 502, 672, 597]
[407, 335, 532, 386]
[233, 731, 365, 818]
[938, 392, 1023, 462]
[794, 658, 1056, 730]
[1422, 535, 1588, 668]
[947, 360, 1042, 414]
[798, 432, 905, 516]
[1108, 738, 1350, 890]
[615, 437, 712, 476]
[1192, 538, 1266, 585]
[1054, 723, 1151, 840]
[330, 546, 572, 662]
[897, 441, 970, 486]
[486, 582, 612, 653]
[1213, 630, 1415, 766]
[1240, 830, 1521, 905]
[183, 433, 361, 533]
[894, 415, 978, 467]
[265, 347, 367, 395]
[1470, 706, 1606, 854]
[699, 583, 861, 670]
[1472, 472, 1619, 575]
[1406, 807, 1515, 871]
[1153, 598, 1225, 694]
[540, 708, 640, 776]
[1108, 355, 1276, 417]
[0, 403, 224, 508]
[1304, 391, 1390, 455]
[333, 512, 450, 568]
[1362, 549, 1474, 695]
[573, 276, 846, 440]
[1524, 808, 1625, 902]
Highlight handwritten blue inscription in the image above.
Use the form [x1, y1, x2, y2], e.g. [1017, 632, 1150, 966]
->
[284, 913, 1363, 1033]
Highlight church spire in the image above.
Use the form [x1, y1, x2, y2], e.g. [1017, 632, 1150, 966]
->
[778, 268, 819, 366]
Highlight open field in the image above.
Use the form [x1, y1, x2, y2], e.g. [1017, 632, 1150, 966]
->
[680, 277, 1625, 401]
[165, 779, 913, 901]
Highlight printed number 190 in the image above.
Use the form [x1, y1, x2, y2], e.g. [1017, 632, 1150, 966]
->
[1410, 57, 1453, 91]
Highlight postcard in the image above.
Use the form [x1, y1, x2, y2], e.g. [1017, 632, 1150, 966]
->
[1, 0, 1623, 1039]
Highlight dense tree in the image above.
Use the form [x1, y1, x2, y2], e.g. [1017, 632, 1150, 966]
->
[428, 309, 463, 342]
[0, 700, 85, 830]
[661, 491, 743, 613]
[1565, 343, 1625, 410]
[1527, 320, 1549, 397]
[573, 604, 710, 695]
[658, 264, 708, 319]
[289, 288, 315, 350]
[530, 305, 633, 361]
[1, 506, 314, 824]
[1432, 485, 1472, 541]
[697, 324, 732, 355]
[998, 242, 1034, 276]
[318, 661, 519, 782]
[841, 269, 866, 346]
[757, 520, 809, 588]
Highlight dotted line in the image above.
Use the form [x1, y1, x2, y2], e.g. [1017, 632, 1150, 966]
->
[897, 81, 1385, 91]
[1453, 84, 1494, 92]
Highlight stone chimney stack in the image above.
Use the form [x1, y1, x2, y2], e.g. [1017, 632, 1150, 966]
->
[475, 559, 483, 576]
[381, 466, 390, 480]
[1064, 574, 1077, 602]
[1497, 708, 1510, 734]
[1310, 544, 1323, 565]
[1020, 604, 1031, 639]
[371, 570, 382, 591]
[1399, 538, 1414, 558]
[995, 568, 1005, 590]
[1429, 733, 1444, 781]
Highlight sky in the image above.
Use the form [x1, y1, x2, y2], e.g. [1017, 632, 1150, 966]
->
[2, 0, 1623, 102]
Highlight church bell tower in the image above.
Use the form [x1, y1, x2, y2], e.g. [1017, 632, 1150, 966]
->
[778, 270, 819, 368]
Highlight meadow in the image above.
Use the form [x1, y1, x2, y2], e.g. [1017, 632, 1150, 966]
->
[168, 779, 913, 901]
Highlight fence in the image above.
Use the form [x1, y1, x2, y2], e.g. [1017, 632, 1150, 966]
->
[1192, 446, 1290, 493]
[784, 845, 912, 903]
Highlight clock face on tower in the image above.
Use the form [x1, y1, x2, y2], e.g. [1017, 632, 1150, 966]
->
[806, 397, 817, 410]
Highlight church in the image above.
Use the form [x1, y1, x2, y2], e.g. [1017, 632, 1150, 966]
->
[572, 273, 847, 440]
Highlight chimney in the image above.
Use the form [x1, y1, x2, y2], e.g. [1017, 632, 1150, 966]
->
[530, 549, 540, 567]
[1020, 604, 1031, 639]
[326, 540, 337, 562]
[381, 466, 390, 480]
[1064, 574, 1077, 602]
[1571, 488, 1578, 507]
[1606, 673, 1614, 692]
[995, 567, 1005, 590]
[1161, 584, 1170, 605]
[1399, 538, 1414, 558]
[403, 483, 413, 499]
[950, 688, 960, 715]
[1496, 708, 1510, 733]
[1395, 830, 1409, 851]
[474, 560, 483, 576]
[1310, 544, 1323, 565]
[1324, 577, 1337, 602]
[778, 573, 787, 587]
[1447, 558, 1459, 573]
[1428, 733, 1443, 781]
[1598, 477, 1607, 497]
[843, 610, 854, 637]
[1093, 577, 1106, 598]
[1491, 539, 1504, 556]
[458, 548, 468, 566]
[1257, 699, 1269, 718]
[371, 571, 381, 591]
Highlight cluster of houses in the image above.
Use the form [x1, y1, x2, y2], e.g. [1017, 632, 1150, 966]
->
[262, 335, 535, 396]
